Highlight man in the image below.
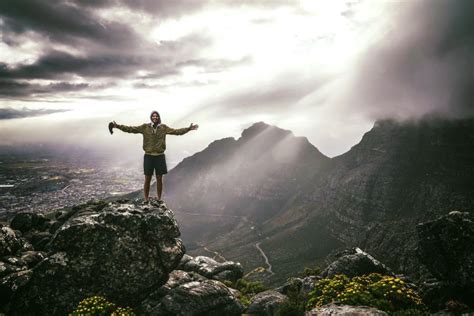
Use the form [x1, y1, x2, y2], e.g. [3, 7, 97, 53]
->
[110, 111, 198, 202]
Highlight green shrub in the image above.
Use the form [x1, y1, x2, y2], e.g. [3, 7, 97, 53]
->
[306, 273, 425, 313]
[225, 278, 267, 308]
[298, 266, 322, 278]
[233, 278, 267, 295]
[70, 295, 135, 316]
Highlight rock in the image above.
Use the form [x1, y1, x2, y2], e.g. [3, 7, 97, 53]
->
[307, 303, 388, 315]
[417, 211, 474, 287]
[0, 270, 33, 308]
[321, 248, 393, 278]
[19, 251, 46, 268]
[276, 275, 321, 297]
[418, 279, 457, 312]
[0, 226, 31, 257]
[417, 211, 474, 308]
[10, 213, 48, 233]
[7, 199, 185, 315]
[247, 290, 288, 316]
[140, 270, 243, 316]
[179, 255, 244, 282]
[24, 231, 52, 251]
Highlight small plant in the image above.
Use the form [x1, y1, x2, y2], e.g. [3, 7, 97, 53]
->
[306, 273, 425, 313]
[233, 278, 267, 295]
[298, 266, 322, 278]
[70, 295, 136, 316]
[225, 278, 267, 308]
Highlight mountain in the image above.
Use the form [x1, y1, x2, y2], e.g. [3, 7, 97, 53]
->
[130, 118, 474, 284]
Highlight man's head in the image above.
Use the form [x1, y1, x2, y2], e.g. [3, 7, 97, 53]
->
[150, 111, 161, 124]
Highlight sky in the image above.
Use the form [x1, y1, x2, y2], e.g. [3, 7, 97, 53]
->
[0, 0, 473, 166]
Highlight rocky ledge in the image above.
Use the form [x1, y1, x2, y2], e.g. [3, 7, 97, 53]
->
[0, 199, 244, 315]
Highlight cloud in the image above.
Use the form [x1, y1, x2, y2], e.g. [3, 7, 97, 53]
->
[0, 79, 115, 98]
[0, 107, 70, 119]
[0, 0, 144, 48]
[341, 0, 474, 119]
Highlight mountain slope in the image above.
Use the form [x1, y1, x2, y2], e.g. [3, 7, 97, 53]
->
[130, 118, 474, 284]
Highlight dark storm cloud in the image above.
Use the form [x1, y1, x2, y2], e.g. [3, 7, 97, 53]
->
[0, 79, 116, 98]
[0, 0, 295, 101]
[348, 0, 474, 119]
[0, 51, 151, 80]
[0, 0, 142, 48]
[0, 107, 69, 119]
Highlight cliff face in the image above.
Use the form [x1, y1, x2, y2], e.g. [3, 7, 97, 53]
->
[311, 118, 474, 276]
[147, 118, 474, 283]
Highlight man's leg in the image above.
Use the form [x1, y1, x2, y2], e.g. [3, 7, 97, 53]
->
[144, 175, 152, 201]
[156, 175, 163, 200]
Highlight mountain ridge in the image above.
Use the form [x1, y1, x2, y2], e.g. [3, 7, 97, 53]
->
[129, 117, 474, 284]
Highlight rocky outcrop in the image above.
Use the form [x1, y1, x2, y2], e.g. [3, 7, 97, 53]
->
[178, 254, 244, 282]
[139, 270, 244, 315]
[321, 248, 393, 278]
[307, 303, 388, 316]
[417, 211, 474, 309]
[247, 290, 288, 316]
[2, 199, 185, 315]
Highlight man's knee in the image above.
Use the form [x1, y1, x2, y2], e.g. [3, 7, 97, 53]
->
[156, 175, 163, 181]
[145, 175, 153, 183]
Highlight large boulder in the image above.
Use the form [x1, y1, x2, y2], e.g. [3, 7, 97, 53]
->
[247, 290, 288, 316]
[6, 199, 185, 315]
[178, 254, 244, 282]
[417, 211, 474, 309]
[307, 303, 388, 316]
[417, 211, 474, 287]
[139, 270, 244, 315]
[321, 248, 393, 278]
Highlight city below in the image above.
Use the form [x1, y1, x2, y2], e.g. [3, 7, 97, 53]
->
[0, 149, 143, 219]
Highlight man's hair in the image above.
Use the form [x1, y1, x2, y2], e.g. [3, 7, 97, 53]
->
[150, 110, 161, 124]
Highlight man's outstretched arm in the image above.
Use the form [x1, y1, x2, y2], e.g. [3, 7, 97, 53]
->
[165, 123, 199, 135]
[113, 121, 145, 134]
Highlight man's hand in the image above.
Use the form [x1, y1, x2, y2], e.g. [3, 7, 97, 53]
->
[108, 121, 117, 135]
[189, 123, 199, 131]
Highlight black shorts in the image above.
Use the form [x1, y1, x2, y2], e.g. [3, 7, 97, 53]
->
[144, 154, 168, 176]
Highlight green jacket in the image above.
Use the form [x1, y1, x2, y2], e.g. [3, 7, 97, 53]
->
[116, 123, 190, 155]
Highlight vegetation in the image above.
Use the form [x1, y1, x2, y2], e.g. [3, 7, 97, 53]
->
[223, 278, 267, 308]
[70, 296, 135, 316]
[276, 278, 305, 316]
[298, 266, 321, 278]
[306, 273, 426, 313]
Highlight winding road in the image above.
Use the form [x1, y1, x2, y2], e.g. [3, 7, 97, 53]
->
[174, 209, 274, 274]
[255, 241, 274, 274]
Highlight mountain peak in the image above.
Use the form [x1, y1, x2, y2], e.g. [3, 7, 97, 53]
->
[240, 121, 293, 141]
